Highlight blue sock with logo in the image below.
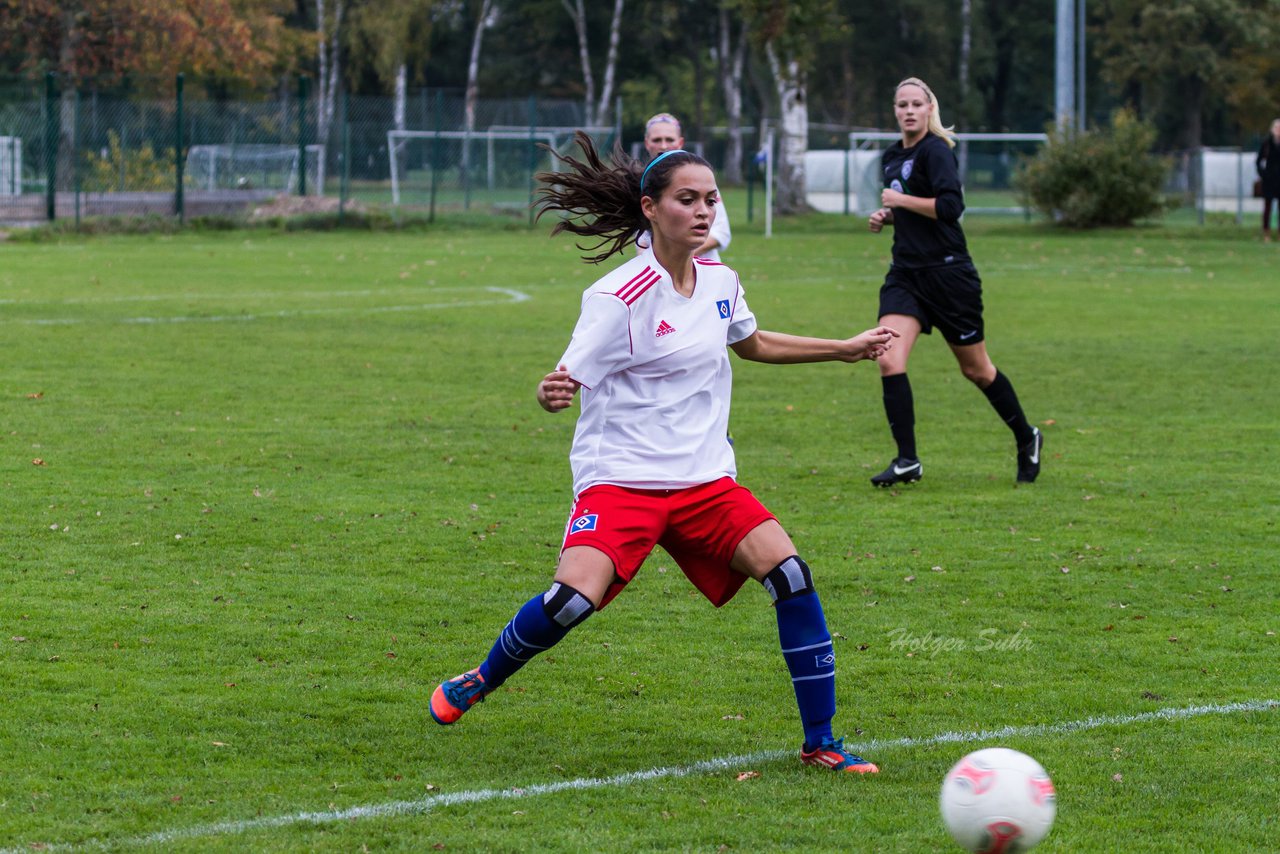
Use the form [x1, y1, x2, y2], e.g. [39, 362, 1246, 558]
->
[477, 582, 594, 689]
[765, 557, 837, 749]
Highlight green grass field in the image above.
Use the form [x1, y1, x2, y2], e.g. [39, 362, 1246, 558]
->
[2, 214, 1277, 851]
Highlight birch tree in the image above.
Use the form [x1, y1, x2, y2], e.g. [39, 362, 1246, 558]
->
[716, 1, 748, 184]
[562, 0, 624, 128]
[764, 41, 809, 213]
[315, 0, 344, 149]
[462, 0, 497, 186]
[348, 0, 435, 130]
[746, 0, 834, 213]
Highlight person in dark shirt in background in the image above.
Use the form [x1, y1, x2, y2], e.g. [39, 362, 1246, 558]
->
[866, 77, 1042, 487]
[1256, 118, 1280, 241]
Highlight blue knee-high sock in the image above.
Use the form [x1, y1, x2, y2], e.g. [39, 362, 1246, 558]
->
[775, 591, 837, 749]
[477, 585, 592, 689]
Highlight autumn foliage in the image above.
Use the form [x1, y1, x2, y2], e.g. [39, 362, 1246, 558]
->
[0, 0, 294, 91]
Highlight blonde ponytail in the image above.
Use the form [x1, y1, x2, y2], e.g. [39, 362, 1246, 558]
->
[895, 77, 956, 149]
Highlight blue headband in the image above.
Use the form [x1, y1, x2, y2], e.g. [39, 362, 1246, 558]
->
[640, 149, 686, 193]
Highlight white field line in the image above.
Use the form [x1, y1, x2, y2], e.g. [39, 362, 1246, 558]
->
[1, 287, 531, 325]
[7, 698, 1274, 852]
[0, 286, 476, 305]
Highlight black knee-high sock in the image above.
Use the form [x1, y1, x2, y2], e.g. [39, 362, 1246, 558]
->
[881, 373, 917, 460]
[982, 370, 1034, 445]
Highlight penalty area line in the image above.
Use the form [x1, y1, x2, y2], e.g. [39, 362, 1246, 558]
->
[11, 698, 1276, 852]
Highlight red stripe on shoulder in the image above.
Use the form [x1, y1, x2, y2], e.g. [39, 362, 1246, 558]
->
[615, 266, 655, 301]
[622, 279, 655, 305]
[693, 257, 725, 266]
[616, 268, 660, 304]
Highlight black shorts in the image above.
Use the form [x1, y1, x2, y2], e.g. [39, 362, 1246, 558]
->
[878, 262, 985, 346]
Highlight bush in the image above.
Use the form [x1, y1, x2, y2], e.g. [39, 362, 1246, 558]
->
[82, 130, 175, 192]
[1015, 109, 1171, 227]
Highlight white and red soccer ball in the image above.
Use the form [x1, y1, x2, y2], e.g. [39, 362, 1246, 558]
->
[940, 747, 1057, 853]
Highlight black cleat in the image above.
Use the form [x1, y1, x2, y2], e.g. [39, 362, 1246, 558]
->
[871, 457, 922, 487]
[1016, 428, 1043, 483]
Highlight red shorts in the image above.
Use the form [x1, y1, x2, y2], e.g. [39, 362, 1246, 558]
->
[561, 477, 777, 609]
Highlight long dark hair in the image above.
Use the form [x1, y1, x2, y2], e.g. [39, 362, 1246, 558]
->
[535, 131, 712, 264]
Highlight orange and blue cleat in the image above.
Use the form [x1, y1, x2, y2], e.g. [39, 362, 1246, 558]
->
[800, 736, 880, 774]
[429, 669, 489, 725]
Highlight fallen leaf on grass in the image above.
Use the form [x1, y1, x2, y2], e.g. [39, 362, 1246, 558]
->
[736, 771, 760, 781]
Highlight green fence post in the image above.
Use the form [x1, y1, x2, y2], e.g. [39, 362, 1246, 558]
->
[527, 94, 536, 227]
[45, 72, 57, 221]
[429, 90, 441, 223]
[73, 90, 81, 227]
[297, 75, 309, 196]
[175, 73, 185, 223]
[843, 148, 850, 216]
[339, 89, 349, 225]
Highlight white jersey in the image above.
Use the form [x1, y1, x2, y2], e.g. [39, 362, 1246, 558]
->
[635, 202, 731, 261]
[558, 249, 758, 496]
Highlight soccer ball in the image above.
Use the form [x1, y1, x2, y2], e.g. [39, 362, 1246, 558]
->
[939, 747, 1056, 853]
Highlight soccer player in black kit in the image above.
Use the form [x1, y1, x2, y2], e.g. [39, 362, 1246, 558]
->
[866, 77, 1042, 487]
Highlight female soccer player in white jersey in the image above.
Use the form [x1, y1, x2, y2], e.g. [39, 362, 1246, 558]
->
[867, 77, 1042, 487]
[430, 132, 897, 774]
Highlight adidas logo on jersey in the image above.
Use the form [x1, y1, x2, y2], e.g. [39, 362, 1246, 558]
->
[655, 320, 676, 337]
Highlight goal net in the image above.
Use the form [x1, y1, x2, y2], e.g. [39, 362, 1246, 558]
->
[185, 144, 326, 194]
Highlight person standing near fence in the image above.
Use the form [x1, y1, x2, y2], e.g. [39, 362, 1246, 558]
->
[635, 113, 731, 260]
[1256, 119, 1280, 241]
[865, 76, 1042, 487]
[430, 131, 899, 774]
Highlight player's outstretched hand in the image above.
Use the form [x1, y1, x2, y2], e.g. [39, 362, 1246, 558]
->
[537, 365, 579, 412]
[846, 325, 899, 362]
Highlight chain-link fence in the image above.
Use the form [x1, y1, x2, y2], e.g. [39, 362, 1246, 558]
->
[0, 75, 619, 226]
[0, 74, 1251, 228]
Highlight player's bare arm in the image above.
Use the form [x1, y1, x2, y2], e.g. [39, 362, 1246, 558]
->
[730, 326, 898, 365]
[881, 188, 938, 220]
[537, 365, 579, 412]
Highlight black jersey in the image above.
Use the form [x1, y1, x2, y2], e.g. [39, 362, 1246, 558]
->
[880, 133, 970, 269]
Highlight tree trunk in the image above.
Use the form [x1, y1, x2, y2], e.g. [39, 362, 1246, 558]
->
[316, 0, 327, 141]
[563, 0, 596, 127]
[55, 11, 79, 192]
[958, 0, 971, 180]
[315, 0, 343, 150]
[464, 0, 494, 184]
[959, 0, 971, 130]
[394, 63, 407, 131]
[595, 0, 624, 128]
[766, 41, 810, 214]
[1179, 77, 1203, 151]
[717, 3, 745, 185]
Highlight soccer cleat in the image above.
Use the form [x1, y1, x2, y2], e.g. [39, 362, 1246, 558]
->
[1016, 427, 1043, 483]
[801, 736, 880, 774]
[870, 457, 922, 488]
[430, 669, 489, 725]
